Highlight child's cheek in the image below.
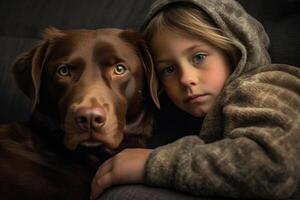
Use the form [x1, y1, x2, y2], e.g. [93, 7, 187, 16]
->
[206, 70, 229, 93]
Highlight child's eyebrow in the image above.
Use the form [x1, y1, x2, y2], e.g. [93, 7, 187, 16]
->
[183, 44, 207, 56]
[155, 45, 208, 65]
[155, 59, 171, 66]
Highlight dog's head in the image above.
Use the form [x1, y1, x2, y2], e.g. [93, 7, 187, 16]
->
[12, 28, 159, 151]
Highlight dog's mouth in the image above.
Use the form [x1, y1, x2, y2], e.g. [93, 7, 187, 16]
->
[79, 140, 117, 155]
[63, 119, 125, 151]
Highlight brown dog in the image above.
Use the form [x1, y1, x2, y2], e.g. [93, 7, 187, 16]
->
[0, 28, 159, 199]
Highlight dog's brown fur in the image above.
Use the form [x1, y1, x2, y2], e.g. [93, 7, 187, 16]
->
[0, 28, 159, 200]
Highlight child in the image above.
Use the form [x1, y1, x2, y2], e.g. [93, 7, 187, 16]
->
[90, 0, 300, 199]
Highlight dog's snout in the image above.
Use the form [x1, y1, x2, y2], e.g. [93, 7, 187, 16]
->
[75, 107, 106, 131]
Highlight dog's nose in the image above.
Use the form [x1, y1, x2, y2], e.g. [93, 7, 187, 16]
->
[75, 107, 106, 131]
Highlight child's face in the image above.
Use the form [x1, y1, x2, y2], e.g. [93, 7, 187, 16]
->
[151, 30, 232, 117]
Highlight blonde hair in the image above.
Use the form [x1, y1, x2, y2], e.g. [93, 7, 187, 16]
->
[143, 4, 239, 67]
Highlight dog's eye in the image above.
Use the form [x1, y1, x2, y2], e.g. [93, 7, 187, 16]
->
[114, 64, 127, 75]
[57, 65, 71, 77]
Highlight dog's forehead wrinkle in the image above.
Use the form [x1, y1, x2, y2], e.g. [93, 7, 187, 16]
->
[48, 38, 93, 67]
[92, 36, 139, 66]
[93, 40, 121, 64]
[95, 28, 123, 36]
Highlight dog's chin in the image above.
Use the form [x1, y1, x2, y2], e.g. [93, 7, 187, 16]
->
[64, 132, 124, 152]
[80, 140, 103, 148]
[79, 142, 117, 155]
[64, 137, 116, 154]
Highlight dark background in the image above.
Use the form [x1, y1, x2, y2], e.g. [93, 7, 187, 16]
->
[0, 0, 299, 143]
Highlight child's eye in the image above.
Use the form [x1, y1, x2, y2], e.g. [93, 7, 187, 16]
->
[192, 53, 206, 65]
[160, 65, 175, 76]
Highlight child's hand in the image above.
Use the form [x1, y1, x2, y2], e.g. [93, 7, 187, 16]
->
[90, 148, 153, 200]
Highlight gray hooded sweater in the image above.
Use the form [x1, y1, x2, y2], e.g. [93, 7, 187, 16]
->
[141, 0, 300, 199]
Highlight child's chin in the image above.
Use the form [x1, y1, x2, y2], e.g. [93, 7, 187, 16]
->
[193, 112, 206, 118]
[189, 108, 206, 118]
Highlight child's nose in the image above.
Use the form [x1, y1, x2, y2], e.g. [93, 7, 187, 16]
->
[179, 65, 199, 87]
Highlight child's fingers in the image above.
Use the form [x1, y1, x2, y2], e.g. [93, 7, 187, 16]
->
[90, 172, 113, 200]
[95, 158, 113, 178]
[90, 159, 113, 200]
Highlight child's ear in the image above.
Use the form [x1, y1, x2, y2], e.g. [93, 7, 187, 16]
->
[119, 29, 160, 109]
[12, 27, 63, 111]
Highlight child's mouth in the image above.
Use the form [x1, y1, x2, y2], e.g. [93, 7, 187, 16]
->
[184, 93, 210, 104]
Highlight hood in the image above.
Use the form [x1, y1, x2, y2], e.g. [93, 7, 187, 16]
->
[141, 0, 271, 81]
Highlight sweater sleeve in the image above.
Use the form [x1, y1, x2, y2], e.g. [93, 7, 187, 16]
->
[145, 67, 300, 199]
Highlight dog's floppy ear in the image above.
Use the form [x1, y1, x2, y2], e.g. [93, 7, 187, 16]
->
[12, 27, 64, 111]
[119, 29, 160, 109]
